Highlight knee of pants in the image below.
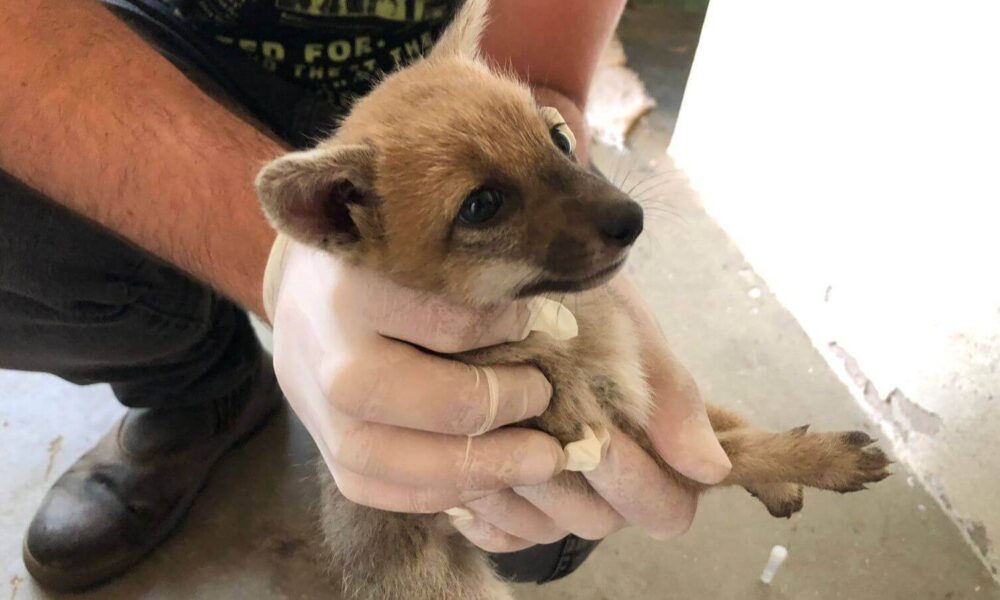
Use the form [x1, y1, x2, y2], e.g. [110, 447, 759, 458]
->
[0, 173, 238, 371]
[0, 250, 235, 372]
[490, 536, 601, 584]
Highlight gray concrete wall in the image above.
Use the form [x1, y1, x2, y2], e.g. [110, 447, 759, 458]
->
[671, 0, 1000, 580]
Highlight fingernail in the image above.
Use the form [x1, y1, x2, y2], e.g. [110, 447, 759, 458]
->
[518, 370, 553, 420]
[537, 372, 554, 403]
[444, 507, 474, 524]
[596, 424, 612, 461]
[554, 446, 568, 474]
[520, 298, 579, 341]
[515, 439, 566, 485]
[563, 425, 604, 472]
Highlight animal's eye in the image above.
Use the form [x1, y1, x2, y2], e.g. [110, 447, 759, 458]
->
[459, 188, 504, 225]
[540, 106, 577, 157]
[550, 124, 576, 156]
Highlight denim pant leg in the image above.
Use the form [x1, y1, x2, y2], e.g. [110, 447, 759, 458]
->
[0, 170, 259, 408]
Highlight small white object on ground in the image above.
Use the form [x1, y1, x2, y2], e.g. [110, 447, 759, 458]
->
[759, 545, 789, 584]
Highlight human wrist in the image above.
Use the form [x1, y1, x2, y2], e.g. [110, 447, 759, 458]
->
[181, 120, 282, 319]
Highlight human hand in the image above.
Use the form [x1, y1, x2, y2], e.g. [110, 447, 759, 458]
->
[267, 240, 729, 549]
[265, 237, 565, 512]
[443, 275, 732, 552]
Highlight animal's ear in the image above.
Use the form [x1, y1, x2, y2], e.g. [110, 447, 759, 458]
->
[255, 145, 377, 252]
[430, 0, 490, 61]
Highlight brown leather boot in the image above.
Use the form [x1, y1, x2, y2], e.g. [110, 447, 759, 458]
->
[22, 352, 282, 592]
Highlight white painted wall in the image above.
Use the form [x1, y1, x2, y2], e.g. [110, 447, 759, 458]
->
[670, 0, 1000, 578]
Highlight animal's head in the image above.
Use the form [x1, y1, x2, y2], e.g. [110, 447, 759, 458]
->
[256, 0, 642, 305]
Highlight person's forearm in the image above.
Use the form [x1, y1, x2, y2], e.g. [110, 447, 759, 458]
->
[0, 1, 281, 316]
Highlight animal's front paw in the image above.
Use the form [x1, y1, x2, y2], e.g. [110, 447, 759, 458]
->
[818, 431, 892, 493]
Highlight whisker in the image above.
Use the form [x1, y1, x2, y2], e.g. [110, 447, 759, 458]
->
[608, 150, 625, 188]
[638, 205, 688, 226]
[612, 149, 632, 188]
[619, 163, 637, 193]
[628, 172, 682, 199]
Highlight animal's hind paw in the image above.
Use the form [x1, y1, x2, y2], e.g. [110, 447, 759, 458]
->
[746, 482, 804, 519]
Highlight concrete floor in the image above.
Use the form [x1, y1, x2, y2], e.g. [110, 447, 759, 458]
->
[1, 4, 998, 600]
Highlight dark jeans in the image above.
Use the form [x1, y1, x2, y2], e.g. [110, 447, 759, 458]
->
[0, 0, 597, 584]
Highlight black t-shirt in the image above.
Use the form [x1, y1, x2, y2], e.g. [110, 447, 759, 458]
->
[153, 0, 459, 111]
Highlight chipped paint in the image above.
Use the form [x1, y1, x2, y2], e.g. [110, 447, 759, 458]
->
[828, 342, 892, 422]
[829, 343, 997, 581]
[965, 521, 993, 559]
[888, 389, 943, 437]
[8, 575, 22, 600]
[45, 435, 63, 479]
[828, 343, 943, 441]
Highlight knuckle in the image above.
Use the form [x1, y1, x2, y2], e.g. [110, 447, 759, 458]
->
[317, 359, 357, 410]
[331, 472, 368, 507]
[533, 528, 571, 545]
[441, 305, 499, 353]
[326, 388, 360, 416]
[465, 492, 506, 514]
[502, 435, 561, 486]
[320, 355, 381, 419]
[333, 422, 379, 473]
[409, 494, 453, 514]
[458, 316, 490, 349]
[570, 528, 604, 541]
[451, 388, 488, 435]
[523, 370, 554, 413]
[534, 436, 568, 475]
[468, 534, 525, 554]
[483, 542, 522, 554]
[570, 518, 619, 541]
[429, 336, 468, 355]
[337, 483, 366, 506]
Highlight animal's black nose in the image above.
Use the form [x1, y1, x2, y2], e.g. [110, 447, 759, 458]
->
[599, 201, 644, 247]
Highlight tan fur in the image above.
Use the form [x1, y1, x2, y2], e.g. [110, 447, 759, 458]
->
[256, 1, 890, 598]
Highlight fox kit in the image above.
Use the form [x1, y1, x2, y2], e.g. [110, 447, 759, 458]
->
[255, 1, 890, 598]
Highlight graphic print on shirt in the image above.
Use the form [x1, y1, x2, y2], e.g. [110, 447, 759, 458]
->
[274, 0, 451, 21]
[163, 0, 458, 110]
